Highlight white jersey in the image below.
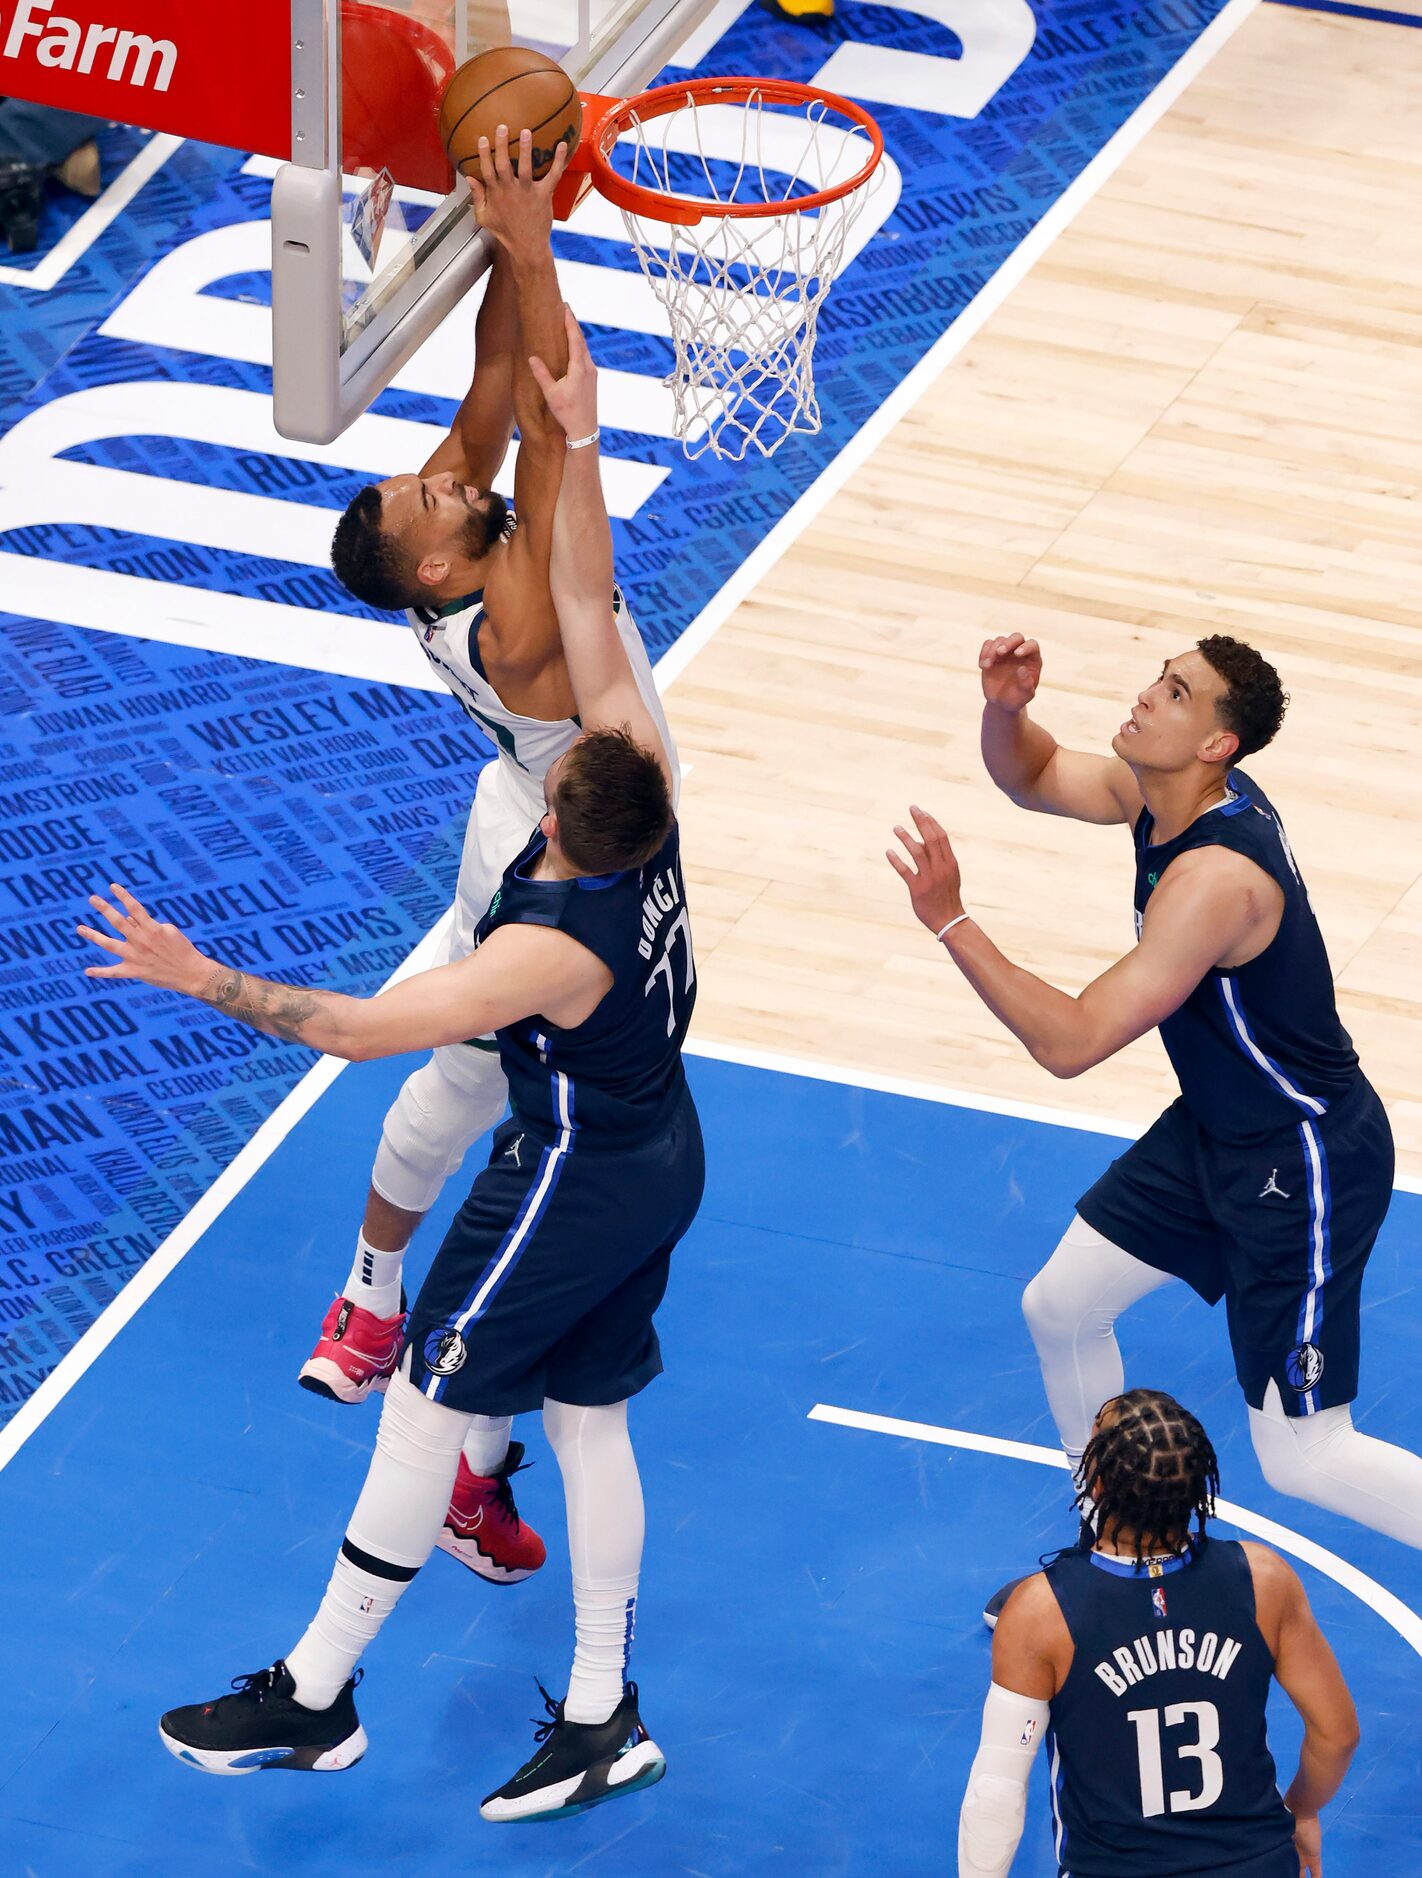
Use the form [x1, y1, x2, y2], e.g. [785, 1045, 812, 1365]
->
[407, 582, 679, 956]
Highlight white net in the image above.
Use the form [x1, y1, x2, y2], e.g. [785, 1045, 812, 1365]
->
[611, 90, 883, 461]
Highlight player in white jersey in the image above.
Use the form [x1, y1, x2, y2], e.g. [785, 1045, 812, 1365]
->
[311, 129, 675, 1585]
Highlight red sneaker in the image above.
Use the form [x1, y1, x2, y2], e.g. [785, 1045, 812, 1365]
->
[298, 1296, 405, 1404]
[437, 1441, 547, 1584]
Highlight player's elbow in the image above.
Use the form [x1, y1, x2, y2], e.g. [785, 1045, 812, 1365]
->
[1032, 1038, 1092, 1080]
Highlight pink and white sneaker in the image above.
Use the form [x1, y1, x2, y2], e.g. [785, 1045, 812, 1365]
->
[298, 1296, 405, 1404]
[436, 1442, 547, 1584]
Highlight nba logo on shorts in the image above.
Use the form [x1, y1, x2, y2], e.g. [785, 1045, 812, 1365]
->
[1286, 1341, 1325, 1392]
[424, 1324, 468, 1376]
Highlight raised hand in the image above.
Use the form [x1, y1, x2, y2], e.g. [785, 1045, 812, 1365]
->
[886, 806, 965, 935]
[466, 123, 570, 255]
[980, 632, 1042, 714]
[528, 303, 597, 437]
[77, 883, 207, 993]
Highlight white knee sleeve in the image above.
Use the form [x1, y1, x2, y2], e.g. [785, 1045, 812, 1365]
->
[1249, 1382, 1422, 1549]
[371, 1045, 509, 1214]
[1023, 1214, 1174, 1468]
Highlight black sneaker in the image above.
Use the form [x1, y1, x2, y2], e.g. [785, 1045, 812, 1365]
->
[983, 1519, 1095, 1628]
[158, 1661, 367, 1774]
[480, 1681, 666, 1823]
[0, 158, 41, 254]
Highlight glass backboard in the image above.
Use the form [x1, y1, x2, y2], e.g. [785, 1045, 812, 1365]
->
[273, 0, 723, 444]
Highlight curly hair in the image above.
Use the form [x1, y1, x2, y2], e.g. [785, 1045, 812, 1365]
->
[1076, 1388, 1220, 1565]
[330, 484, 419, 612]
[1196, 635, 1288, 763]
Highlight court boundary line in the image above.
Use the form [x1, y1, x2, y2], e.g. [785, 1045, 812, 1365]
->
[1265, 0, 1422, 27]
[685, 1037, 1422, 1196]
[0, 917, 450, 1479]
[652, 0, 1263, 690]
[808, 1404, 1422, 1659]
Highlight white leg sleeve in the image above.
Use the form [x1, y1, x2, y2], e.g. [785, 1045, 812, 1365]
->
[286, 1368, 470, 1709]
[1249, 1380, 1422, 1549]
[1022, 1214, 1175, 1472]
[370, 1043, 509, 1216]
[543, 1398, 644, 1725]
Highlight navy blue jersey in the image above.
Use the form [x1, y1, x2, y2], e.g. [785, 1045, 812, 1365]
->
[1134, 771, 1358, 1145]
[1044, 1541, 1295, 1878]
[472, 821, 694, 1146]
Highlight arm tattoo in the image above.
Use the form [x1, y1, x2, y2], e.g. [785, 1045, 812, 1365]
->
[199, 966, 329, 1047]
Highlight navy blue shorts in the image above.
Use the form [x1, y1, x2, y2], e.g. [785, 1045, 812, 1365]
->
[1077, 1078, 1394, 1415]
[403, 1087, 705, 1416]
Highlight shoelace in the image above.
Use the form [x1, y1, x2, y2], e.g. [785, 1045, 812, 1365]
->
[221, 1663, 362, 1709]
[529, 1679, 562, 1744]
[490, 1452, 533, 1533]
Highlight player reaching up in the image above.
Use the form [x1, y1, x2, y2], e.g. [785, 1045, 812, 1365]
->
[81, 307, 702, 1820]
[958, 1390, 1357, 1877]
[316, 126, 676, 1586]
[887, 633, 1422, 1603]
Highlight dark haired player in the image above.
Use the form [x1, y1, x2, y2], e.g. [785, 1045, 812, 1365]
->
[79, 309, 702, 1821]
[958, 1389, 1357, 1877]
[888, 634, 1422, 1578]
[313, 126, 675, 1587]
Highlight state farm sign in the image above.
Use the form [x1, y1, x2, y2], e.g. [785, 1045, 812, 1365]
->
[0, 0, 290, 159]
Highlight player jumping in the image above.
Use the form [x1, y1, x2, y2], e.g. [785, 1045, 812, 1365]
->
[318, 127, 676, 1587]
[888, 634, 1422, 1593]
[958, 1389, 1357, 1877]
[80, 309, 701, 1821]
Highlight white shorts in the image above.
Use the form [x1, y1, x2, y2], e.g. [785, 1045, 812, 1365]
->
[449, 756, 546, 961]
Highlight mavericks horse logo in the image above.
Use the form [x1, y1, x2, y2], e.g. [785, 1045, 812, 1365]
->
[424, 1324, 468, 1376]
[1285, 1341, 1325, 1392]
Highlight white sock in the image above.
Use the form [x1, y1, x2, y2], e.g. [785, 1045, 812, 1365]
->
[461, 1414, 513, 1478]
[287, 1368, 469, 1710]
[543, 1397, 643, 1725]
[342, 1229, 404, 1318]
[1250, 1382, 1422, 1550]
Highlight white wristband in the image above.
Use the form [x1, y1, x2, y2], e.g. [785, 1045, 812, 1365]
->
[937, 913, 971, 942]
[566, 428, 600, 451]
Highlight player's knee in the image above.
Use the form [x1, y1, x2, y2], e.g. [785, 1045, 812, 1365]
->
[1248, 1398, 1314, 1499]
[543, 1397, 629, 1463]
[1022, 1259, 1073, 1347]
[372, 1056, 500, 1211]
[377, 1368, 469, 1467]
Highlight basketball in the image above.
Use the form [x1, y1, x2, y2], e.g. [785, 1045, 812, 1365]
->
[438, 47, 582, 181]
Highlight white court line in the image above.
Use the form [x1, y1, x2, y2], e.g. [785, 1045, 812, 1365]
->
[0, 912, 452, 1478]
[808, 1403, 1422, 1660]
[685, 1037, 1422, 1196]
[0, 134, 182, 293]
[0, 0, 1307, 1475]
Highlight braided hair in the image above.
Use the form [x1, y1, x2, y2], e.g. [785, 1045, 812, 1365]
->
[1076, 1389, 1220, 1565]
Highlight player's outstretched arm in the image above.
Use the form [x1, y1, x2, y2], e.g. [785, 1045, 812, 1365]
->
[980, 634, 1141, 826]
[888, 817, 1264, 1077]
[418, 240, 517, 488]
[1247, 1545, 1358, 1878]
[957, 1576, 1061, 1876]
[77, 885, 611, 1060]
[467, 124, 571, 674]
[529, 305, 673, 788]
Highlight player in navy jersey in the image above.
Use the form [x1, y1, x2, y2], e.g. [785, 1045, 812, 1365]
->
[79, 309, 702, 1821]
[957, 1390, 1357, 1877]
[888, 633, 1422, 1578]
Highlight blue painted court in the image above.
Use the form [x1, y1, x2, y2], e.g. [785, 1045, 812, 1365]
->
[1, 1055, 1418, 1875]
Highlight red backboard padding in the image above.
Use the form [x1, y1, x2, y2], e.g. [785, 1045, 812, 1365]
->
[342, 6, 455, 195]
